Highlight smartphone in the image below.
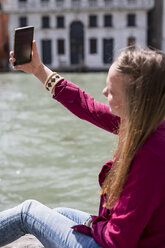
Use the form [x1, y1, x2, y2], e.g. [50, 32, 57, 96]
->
[13, 26, 34, 66]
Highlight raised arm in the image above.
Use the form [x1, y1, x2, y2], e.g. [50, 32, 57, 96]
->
[53, 79, 120, 133]
[10, 40, 120, 133]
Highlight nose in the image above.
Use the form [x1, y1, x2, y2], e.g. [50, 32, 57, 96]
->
[102, 87, 108, 97]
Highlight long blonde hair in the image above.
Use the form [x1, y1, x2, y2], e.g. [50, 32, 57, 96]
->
[101, 48, 165, 209]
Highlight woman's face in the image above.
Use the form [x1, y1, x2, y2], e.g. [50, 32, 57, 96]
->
[102, 63, 129, 118]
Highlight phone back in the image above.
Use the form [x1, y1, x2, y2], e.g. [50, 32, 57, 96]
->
[14, 26, 34, 66]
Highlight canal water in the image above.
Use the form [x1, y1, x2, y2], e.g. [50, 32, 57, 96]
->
[0, 72, 117, 214]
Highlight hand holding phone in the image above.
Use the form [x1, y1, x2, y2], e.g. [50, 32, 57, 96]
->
[10, 29, 47, 80]
[14, 26, 34, 66]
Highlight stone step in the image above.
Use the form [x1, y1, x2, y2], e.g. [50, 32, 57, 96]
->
[1, 235, 44, 248]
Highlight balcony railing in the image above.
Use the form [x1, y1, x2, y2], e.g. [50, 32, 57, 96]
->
[3, 0, 155, 13]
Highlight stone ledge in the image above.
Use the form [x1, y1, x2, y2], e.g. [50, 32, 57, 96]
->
[1, 235, 44, 248]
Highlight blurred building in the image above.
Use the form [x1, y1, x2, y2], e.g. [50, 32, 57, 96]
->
[148, 0, 165, 51]
[4, 0, 154, 71]
[0, 1, 9, 71]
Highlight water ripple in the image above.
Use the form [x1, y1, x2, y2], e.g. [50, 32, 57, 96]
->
[0, 72, 117, 213]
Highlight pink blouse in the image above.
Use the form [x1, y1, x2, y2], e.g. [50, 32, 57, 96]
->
[53, 79, 165, 248]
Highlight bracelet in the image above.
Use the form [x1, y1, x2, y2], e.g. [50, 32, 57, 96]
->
[83, 216, 92, 228]
[44, 72, 57, 87]
[44, 72, 64, 94]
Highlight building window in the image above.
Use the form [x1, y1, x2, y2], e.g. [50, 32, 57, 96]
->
[128, 36, 136, 49]
[104, 0, 112, 6]
[57, 16, 65, 28]
[42, 16, 50, 28]
[41, 0, 49, 6]
[104, 14, 112, 27]
[18, 0, 27, 7]
[89, 15, 97, 27]
[72, 0, 81, 8]
[103, 38, 114, 64]
[42, 40, 52, 64]
[89, 0, 97, 7]
[127, 0, 136, 2]
[19, 16, 28, 27]
[127, 14, 136, 27]
[56, 0, 64, 7]
[57, 39, 65, 55]
[89, 38, 97, 54]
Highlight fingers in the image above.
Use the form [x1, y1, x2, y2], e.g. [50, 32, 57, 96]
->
[32, 40, 36, 47]
[13, 65, 22, 71]
[9, 50, 16, 67]
[32, 40, 40, 58]
[9, 57, 15, 63]
[10, 51, 14, 57]
[9, 40, 40, 71]
[32, 40, 36, 54]
[9, 50, 20, 70]
[32, 40, 38, 50]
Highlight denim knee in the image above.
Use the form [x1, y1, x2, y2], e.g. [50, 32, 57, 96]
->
[53, 207, 67, 214]
[21, 199, 38, 214]
[22, 199, 39, 208]
[20, 200, 39, 229]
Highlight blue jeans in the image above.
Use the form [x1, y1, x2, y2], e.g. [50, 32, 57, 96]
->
[0, 200, 102, 248]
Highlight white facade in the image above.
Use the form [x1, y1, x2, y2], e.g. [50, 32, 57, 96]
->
[4, 0, 155, 70]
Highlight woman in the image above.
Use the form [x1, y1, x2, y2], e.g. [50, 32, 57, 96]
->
[1, 41, 165, 247]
